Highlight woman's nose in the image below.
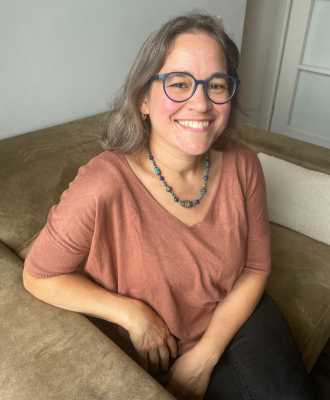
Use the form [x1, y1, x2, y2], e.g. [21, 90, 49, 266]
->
[187, 83, 212, 112]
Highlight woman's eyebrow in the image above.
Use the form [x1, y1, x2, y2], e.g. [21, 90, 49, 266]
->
[181, 70, 228, 77]
[170, 72, 189, 77]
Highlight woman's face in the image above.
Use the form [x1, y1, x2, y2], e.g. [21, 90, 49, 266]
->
[140, 31, 231, 156]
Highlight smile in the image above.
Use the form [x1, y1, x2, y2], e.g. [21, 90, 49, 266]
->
[175, 119, 214, 132]
[177, 120, 211, 129]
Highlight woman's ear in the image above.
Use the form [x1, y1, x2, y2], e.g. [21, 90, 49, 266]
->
[139, 94, 150, 115]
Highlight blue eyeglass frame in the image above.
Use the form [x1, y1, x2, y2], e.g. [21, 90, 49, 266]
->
[150, 72, 240, 104]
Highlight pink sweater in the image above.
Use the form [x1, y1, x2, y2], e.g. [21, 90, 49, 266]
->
[24, 142, 271, 355]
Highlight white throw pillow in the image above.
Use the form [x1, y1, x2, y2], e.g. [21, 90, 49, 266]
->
[257, 153, 330, 246]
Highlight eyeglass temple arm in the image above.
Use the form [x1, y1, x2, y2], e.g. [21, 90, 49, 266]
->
[150, 75, 162, 81]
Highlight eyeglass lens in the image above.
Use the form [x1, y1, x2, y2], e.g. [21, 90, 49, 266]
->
[164, 73, 235, 103]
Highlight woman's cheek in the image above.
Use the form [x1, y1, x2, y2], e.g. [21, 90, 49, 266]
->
[219, 101, 231, 117]
[158, 96, 182, 115]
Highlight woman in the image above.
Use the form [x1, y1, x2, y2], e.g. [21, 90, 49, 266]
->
[23, 12, 315, 400]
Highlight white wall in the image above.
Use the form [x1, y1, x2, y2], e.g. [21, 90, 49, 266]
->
[0, 0, 247, 140]
[238, 0, 288, 129]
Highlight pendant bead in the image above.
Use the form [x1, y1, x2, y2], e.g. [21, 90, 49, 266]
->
[180, 200, 193, 208]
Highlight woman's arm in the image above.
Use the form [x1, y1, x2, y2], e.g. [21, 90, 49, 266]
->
[23, 269, 135, 327]
[194, 270, 268, 369]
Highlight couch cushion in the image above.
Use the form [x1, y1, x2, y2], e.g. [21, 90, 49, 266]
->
[258, 153, 330, 245]
[0, 242, 174, 400]
[266, 222, 330, 373]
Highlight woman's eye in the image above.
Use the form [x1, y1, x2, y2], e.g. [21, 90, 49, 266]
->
[209, 84, 226, 90]
[171, 83, 187, 88]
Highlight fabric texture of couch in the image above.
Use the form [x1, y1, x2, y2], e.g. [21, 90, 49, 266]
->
[0, 114, 329, 399]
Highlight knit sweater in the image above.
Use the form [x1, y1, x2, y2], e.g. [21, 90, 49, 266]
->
[24, 142, 271, 355]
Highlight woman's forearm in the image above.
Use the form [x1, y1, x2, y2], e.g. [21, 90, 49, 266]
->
[195, 270, 268, 368]
[22, 269, 135, 330]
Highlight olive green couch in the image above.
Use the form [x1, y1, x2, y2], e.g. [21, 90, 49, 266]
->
[0, 113, 329, 399]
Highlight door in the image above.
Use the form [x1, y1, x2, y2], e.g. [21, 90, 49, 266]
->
[270, 0, 330, 149]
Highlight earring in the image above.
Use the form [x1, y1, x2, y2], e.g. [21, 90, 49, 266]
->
[141, 114, 148, 121]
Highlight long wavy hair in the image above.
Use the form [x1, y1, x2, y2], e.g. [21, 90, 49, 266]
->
[98, 11, 247, 160]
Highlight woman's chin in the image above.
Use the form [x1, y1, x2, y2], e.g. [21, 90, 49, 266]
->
[176, 143, 212, 156]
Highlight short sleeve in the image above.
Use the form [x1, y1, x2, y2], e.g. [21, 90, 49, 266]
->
[24, 164, 96, 278]
[243, 147, 272, 276]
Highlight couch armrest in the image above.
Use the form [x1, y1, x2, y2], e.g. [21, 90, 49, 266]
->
[0, 242, 174, 400]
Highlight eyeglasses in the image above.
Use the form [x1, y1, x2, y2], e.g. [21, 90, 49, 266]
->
[150, 72, 240, 104]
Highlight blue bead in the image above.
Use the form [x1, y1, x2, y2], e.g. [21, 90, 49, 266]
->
[160, 176, 164, 180]
[204, 176, 208, 180]
[174, 198, 178, 202]
[195, 200, 199, 204]
[149, 155, 153, 160]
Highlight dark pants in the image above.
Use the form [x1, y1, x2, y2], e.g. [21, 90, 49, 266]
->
[149, 290, 316, 399]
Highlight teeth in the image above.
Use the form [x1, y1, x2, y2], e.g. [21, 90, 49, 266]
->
[178, 120, 210, 129]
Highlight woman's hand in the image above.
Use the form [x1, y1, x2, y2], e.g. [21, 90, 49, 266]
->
[161, 344, 215, 400]
[125, 299, 178, 372]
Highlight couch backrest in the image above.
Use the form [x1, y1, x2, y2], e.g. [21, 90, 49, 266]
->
[0, 113, 106, 257]
[241, 125, 330, 176]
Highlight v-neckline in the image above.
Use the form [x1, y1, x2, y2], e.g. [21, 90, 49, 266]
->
[120, 151, 225, 229]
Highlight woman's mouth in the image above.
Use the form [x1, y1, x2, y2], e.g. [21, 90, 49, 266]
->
[175, 119, 214, 132]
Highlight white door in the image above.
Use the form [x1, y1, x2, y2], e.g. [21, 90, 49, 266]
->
[270, 0, 330, 149]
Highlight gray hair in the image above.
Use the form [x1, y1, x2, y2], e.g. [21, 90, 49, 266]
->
[98, 11, 247, 159]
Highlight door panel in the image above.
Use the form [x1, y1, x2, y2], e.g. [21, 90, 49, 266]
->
[270, 0, 330, 148]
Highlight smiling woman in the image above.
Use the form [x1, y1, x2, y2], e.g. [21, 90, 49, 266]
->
[139, 32, 232, 160]
[23, 10, 315, 400]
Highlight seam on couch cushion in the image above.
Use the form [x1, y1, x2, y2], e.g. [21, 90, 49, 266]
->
[300, 303, 330, 351]
[300, 302, 330, 372]
[0, 138, 100, 175]
[14, 230, 42, 256]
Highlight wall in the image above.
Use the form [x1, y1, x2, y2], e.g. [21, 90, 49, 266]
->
[0, 0, 247, 140]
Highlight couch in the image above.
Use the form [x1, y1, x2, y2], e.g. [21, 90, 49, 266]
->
[0, 113, 329, 399]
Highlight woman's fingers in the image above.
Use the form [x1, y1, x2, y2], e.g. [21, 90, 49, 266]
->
[136, 345, 172, 373]
[158, 345, 170, 371]
[167, 334, 178, 358]
[148, 348, 160, 371]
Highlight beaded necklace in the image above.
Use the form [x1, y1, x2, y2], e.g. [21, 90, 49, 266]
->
[147, 148, 210, 208]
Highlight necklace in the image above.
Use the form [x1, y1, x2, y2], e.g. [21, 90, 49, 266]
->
[147, 148, 210, 208]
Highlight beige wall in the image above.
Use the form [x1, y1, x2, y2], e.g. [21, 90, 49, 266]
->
[0, 0, 246, 140]
[239, 0, 289, 129]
